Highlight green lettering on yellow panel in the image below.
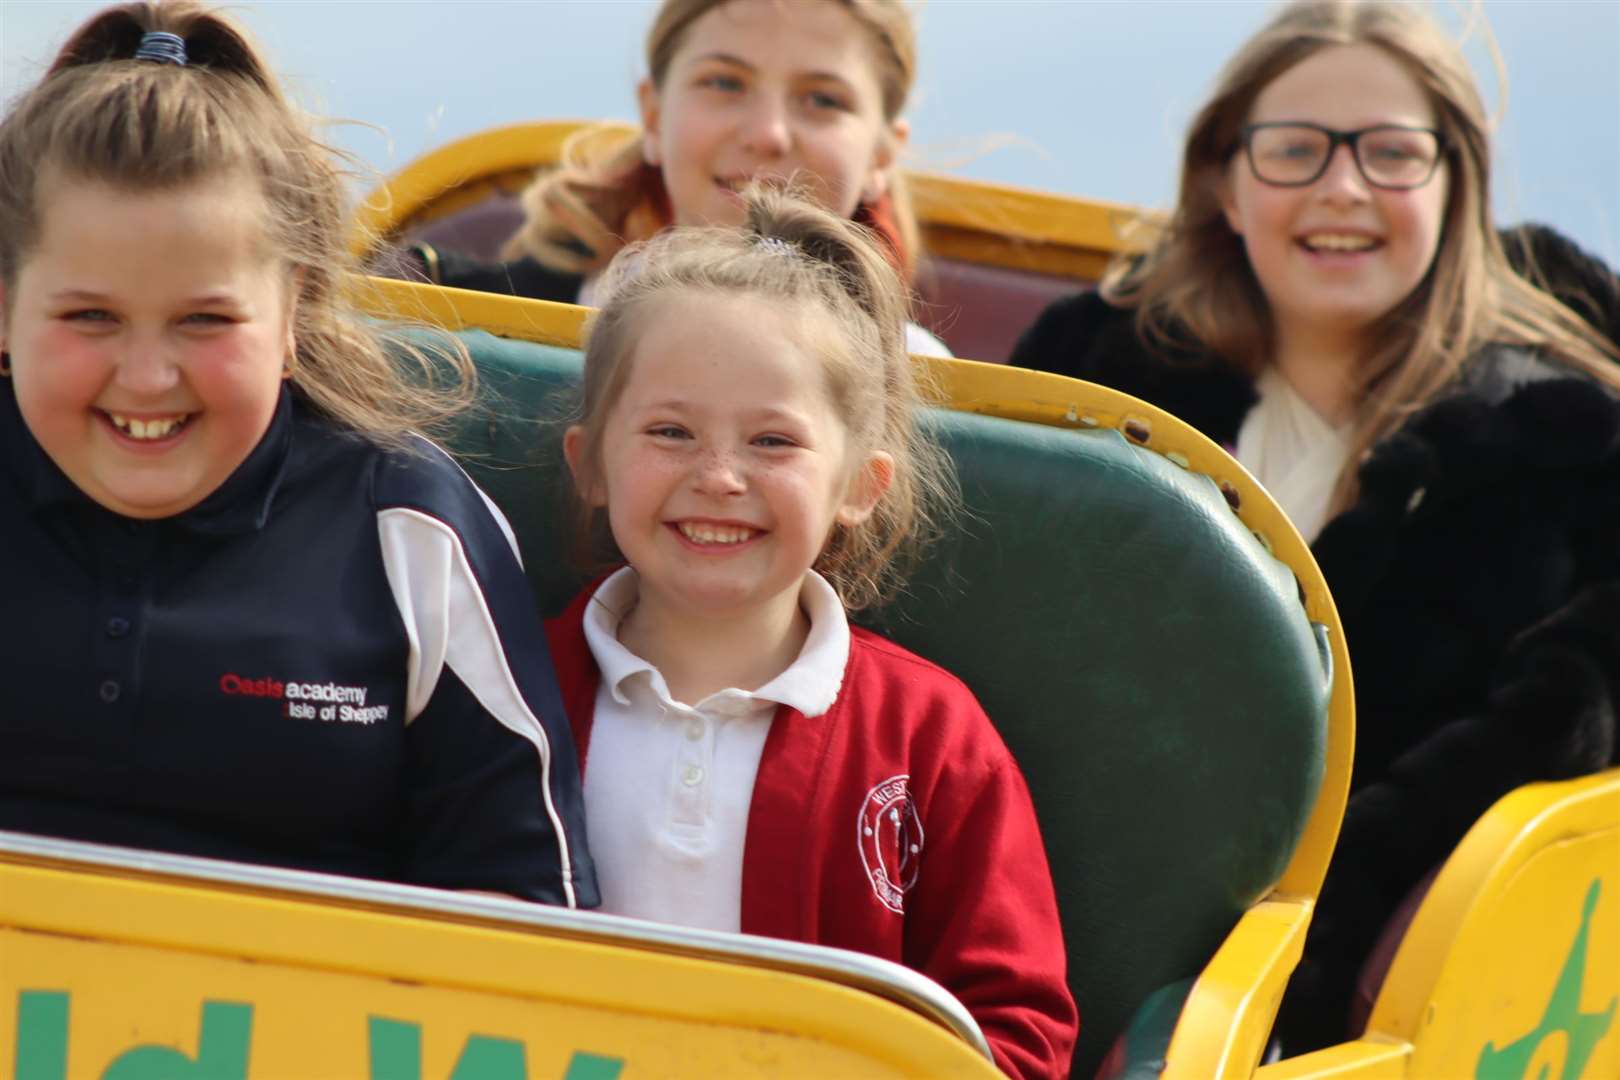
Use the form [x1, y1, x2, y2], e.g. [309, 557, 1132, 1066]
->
[15, 991, 70, 1080]
[101, 1002, 253, 1080]
[369, 1017, 623, 1080]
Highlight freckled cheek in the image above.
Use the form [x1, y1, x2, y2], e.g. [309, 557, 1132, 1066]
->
[608, 453, 685, 517]
[757, 467, 825, 514]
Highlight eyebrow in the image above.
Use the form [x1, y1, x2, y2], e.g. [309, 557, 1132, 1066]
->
[48, 289, 113, 304]
[691, 51, 852, 85]
[48, 289, 243, 307]
[638, 399, 808, 423]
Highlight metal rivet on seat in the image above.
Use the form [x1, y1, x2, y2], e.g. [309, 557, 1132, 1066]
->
[1406, 487, 1426, 513]
[99, 680, 121, 704]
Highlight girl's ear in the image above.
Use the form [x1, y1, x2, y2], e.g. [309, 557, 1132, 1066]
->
[836, 449, 895, 528]
[862, 118, 909, 206]
[1218, 162, 1245, 236]
[563, 425, 608, 507]
[638, 78, 663, 166]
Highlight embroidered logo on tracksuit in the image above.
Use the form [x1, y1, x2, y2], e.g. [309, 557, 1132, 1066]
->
[858, 774, 924, 913]
[218, 673, 388, 724]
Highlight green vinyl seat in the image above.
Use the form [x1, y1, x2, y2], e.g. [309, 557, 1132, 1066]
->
[435, 328, 1335, 1079]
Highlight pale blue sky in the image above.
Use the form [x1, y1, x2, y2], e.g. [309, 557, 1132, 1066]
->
[4, 0, 1616, 261]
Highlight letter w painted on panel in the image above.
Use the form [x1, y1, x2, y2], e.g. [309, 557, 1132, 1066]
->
[368, 1018, 623, 1080]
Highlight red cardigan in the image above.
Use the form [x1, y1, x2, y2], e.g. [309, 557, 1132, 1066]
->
[548, 589, 1078, 1078]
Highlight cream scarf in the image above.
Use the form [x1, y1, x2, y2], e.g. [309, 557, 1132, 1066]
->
[1234, 367, 1352, 543]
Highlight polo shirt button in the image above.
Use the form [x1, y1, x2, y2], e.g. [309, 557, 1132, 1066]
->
[685, 720, 704, 741]
[106, 617, 131, 638]
[681, 765, 704, 787]
[98, 680, 121, 704]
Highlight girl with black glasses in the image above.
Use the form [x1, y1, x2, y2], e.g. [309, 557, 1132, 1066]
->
[1011, 0, 1620, 1055]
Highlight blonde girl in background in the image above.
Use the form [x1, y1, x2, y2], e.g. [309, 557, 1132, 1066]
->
[544, 189, 1077, 1077]
[412, 0, 951, 357]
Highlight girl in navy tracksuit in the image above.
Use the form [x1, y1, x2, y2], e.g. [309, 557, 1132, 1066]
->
[0, 1, 595, 906]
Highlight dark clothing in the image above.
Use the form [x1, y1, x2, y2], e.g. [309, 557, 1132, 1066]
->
[1009, 242, 1620, 1049]
[414, 244, 584, 305]
[0, 382, 598, 907]
[1503, 223, 1620, 345]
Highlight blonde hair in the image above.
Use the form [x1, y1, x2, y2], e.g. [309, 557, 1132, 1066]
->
[502, 0, 922, 279]
[1105, 0, 1620, 508]
[0, 1, 474, 446]
[568, 189, 956, 611]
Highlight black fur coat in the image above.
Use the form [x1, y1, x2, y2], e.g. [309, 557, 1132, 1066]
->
[1009, 231, 1620, 1051]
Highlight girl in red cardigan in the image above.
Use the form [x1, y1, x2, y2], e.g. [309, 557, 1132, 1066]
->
[551, 189, 1076, 1078]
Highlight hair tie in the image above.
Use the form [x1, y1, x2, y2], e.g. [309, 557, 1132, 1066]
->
[133, 31, 187, 66]
[755, 236, 798, 259]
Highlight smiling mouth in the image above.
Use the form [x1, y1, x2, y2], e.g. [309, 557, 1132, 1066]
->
[676, 521, 760, 545]
[1300, 233, 1380, 253]
[102, 411, 195, 441]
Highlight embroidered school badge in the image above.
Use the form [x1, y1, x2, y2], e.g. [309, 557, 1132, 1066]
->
[858, 774, 924, 914]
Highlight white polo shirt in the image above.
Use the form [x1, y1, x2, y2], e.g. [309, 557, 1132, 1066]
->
[580, 567, 850, 931]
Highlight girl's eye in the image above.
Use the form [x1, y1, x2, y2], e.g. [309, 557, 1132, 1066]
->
[63, 309, 115, 324]
[754, 433, 799, 449]
[647, 425, 691, 440]
[698, 73, 745, 93]
[805, 89, 850, 112]
[181, 312, 235, 327]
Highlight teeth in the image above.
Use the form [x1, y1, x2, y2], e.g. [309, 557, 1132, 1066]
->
[109, 413, 187, 440]
[1304, 233, 1376, 252]
[678, 522, 756, 545]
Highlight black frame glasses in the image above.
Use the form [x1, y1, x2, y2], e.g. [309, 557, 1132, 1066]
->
[1238, 122, 1448, 190]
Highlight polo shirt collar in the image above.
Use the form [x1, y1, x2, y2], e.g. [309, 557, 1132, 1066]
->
[0, 378, 296, 536]
[582, 566, 850, 718]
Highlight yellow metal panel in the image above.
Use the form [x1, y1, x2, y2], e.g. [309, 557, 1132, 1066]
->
[0, 854, 1001, 1078]
[1370, 770, 1619, 1079]
[1263, 770, 1620, 1080]
[352, 121, 634, 250]
[1165, 900, 1312, 1079]
[1254, 1040, 1412, 1079]
[360, 277, 589, 348]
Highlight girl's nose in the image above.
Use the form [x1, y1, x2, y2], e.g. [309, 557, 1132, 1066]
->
[739, 96, 792, 157]
[1316, 143, 1371, 203]
[693, 449, 747, 496]
[113, 336, 182, 396]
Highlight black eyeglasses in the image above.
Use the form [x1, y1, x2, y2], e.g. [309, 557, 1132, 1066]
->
[1238, 122, 1448, 190]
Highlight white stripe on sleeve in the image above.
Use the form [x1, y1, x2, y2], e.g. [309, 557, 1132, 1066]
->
[378, 506, 578, 908]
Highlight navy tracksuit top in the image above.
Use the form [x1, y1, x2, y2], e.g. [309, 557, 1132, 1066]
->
[0, 382, 597, 907]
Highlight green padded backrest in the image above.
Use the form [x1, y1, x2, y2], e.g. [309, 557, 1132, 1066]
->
[441, 330, 1331, 1077]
